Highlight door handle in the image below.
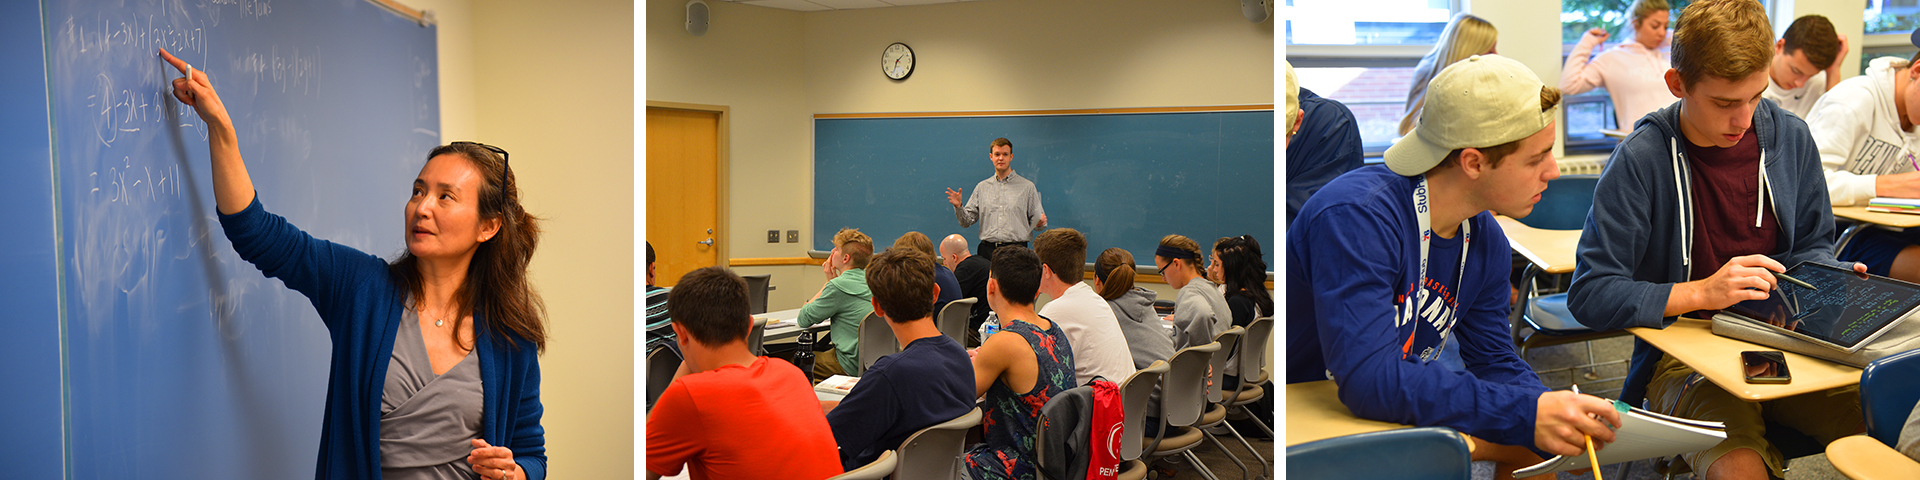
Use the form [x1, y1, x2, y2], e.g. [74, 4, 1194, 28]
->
[698, 238, 714, 246]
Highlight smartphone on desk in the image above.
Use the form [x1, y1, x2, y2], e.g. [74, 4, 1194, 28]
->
[1742, 350, 1791, 384]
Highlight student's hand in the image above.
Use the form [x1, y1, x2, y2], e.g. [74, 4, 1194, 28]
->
[946, 187, 964, 208]
[1532, 391, 1622, 457]
[159, 48, 231, 128]
[1035, 214, 1047, 229]
[1854, 262, 1869, 275]
[468, 439, 522, 480]
[1876, 171, 1920, 198]
[821, 259, 836, 278]
[1581, 28, 1609, 45]
[1681, 254, 1785, 311]
[1833, 33, 1850, 69]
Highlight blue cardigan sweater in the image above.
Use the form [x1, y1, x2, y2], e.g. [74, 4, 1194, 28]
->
[220, 197, 548, 480]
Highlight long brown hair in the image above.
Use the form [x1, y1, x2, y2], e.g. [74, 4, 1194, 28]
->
[390, 143, 548, 352]
[1094, 248, 1137, 301]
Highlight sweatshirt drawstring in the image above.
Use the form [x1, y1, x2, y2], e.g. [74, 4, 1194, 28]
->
[1670, 138, 1690, 269]
[1756, 149, 1772, 228]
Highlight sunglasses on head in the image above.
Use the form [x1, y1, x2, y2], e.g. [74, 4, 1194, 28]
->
[451, 141, 509, 169]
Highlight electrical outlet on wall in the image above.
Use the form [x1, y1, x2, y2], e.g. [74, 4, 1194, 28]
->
[767, 230, 780, 243]
[787, 230, 800, 243]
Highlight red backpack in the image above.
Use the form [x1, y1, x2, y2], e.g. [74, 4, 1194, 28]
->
[1086, 378, 1122, 480]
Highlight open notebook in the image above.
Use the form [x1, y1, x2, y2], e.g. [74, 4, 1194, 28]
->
[1513, 398, 1726, 477]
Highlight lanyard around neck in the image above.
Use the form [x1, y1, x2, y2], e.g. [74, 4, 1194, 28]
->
[1412, 175, 1470, 339]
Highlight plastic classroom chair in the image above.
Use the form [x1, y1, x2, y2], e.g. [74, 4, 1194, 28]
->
[855, 312, 893, 376]
[746, 317, 769, 357]
[1507, 175, 1628, 394]
[825, 450, 895, 480]
[1217, 317, 1274, 479]
[1197, 326, 1253, 479]
[937, 298, 976, 346]
[644, 345, 681, 413]
[741, 274, 773, 315]
[893, 407, 982, 480]
[1825, 349, 1920, 480]
[1116, 361, 1169, 480]
[1141, 341, 1223, 480]
[1285, 427, 1471, 480]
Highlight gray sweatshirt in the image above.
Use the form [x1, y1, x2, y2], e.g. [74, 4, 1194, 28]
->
[1107, 286, 1176, 370]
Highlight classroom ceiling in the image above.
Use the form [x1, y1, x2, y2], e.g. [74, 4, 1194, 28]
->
[733, 0, 986, 12]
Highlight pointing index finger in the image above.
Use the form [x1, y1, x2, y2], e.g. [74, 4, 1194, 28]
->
[158, 48, 191, 76]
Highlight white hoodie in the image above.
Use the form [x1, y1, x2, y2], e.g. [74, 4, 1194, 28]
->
[1807, 56, 1920, 206]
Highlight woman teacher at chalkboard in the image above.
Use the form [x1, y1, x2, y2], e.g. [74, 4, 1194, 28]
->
[946, 137, 1046, 258]
[160, 49, 546, 480]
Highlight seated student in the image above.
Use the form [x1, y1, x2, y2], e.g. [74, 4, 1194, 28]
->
[1289, 53, 1621, 479]
[646, 267, 843, 480]
[1808, 32, 1920, 282]
[942, 233, 993, 346]
[1764, 15, 1845, 118]
[1156, 234, 1229, 350]
[800, 228, 876, 380]
[1034, 228, 1135, 386]
[1569, 2, 1866, 478]
[644, 241, 672, 352]
[964, 246, 1076, 480]
[1398, 13, 1498, 136]
[824, 248, 975, 471]
[1209, 235, 1273, 389]
[1285, 60, 1364, 227]
[1094, 248, 1176, 370]
[1561, 0, 1679, 131]
[893, 231, 963, 315]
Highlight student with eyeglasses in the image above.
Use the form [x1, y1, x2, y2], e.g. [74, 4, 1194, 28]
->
[161, 48, 547, 480]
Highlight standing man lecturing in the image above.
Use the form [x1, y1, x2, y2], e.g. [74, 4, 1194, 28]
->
[948, 138, 1047, 258]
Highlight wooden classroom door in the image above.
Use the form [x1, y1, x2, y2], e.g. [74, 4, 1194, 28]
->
[646, 107, 721, 287]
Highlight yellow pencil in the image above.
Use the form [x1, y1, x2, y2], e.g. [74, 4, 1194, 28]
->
[1572, 384, 1603, 480]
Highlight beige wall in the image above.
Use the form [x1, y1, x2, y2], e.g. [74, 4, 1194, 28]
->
[648, 0, 1272, 306]
[420, 0, 636, 476]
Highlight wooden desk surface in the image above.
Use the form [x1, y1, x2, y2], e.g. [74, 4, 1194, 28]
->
[1834, 206, 1920, 229]
[1285, 380, 1415, 446]
[1628, 318, 1861, 401]
[1495, 216, 1581, 275]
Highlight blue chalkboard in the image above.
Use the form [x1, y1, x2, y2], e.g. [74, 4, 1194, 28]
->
[41, 0, 438, 478]
[814, 111, 1276, 269]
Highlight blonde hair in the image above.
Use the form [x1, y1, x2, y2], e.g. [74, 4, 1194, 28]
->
[1671, 0, 1772, 88]
[1629, 0, 1671, 27]
[1157, 234, 1203, 273]
[1400, 13, 1499, 136]
[833, 228, 874, 268]
[1285, 60, 1300, 137]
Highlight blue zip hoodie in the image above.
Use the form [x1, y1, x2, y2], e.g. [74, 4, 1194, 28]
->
[1287, 165, 1547, 448]
[1568, 98, 1845, 407]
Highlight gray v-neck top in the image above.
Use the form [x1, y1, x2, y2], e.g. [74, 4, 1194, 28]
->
[380, 307, 484, 480]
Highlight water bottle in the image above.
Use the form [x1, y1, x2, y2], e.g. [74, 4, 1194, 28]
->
[978, 311, 1000, 340]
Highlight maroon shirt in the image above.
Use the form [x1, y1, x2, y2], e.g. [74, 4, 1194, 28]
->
[1684, 129, 1781, 284]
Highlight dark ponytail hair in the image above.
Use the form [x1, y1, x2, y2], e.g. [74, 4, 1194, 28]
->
[1094, 248, 1137, 301]
[390, 143, 548, 352]
[1213, 235, 1273, 316]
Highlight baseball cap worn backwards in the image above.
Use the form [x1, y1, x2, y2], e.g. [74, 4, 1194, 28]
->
[1385, 54, 1557, 176]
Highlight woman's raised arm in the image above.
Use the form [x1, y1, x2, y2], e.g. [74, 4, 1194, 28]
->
[160, 48, 254, 215]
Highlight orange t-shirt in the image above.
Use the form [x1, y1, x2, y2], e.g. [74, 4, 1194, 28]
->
[646, 357, 843, 479]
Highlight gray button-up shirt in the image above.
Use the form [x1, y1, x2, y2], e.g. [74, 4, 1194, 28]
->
[955, 171, 1045, 243]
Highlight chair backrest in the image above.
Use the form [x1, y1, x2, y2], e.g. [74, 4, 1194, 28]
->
[645, 345, 681, 413]
[1234, 317, 1274, 395]
[938, 297, 978, 346]
[1035, 385, 1092, 480]
[1120, 360, 1169, 462]
[1161, 341, 1221, 429]
[1207, 326, 1246, 404]
[741, 274, 772, 315]
[857, 312, 894, 375]
[895, 407, 983, 480]
[746, 317, 769, 357]
[1862, 348, 1920, 446]
[826, 450, 896, 480]
[1515, 174, 1599, 231]
[1286, 427, 1471, 480]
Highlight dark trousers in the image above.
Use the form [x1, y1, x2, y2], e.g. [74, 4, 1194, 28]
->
[976, 240, 1029, 260]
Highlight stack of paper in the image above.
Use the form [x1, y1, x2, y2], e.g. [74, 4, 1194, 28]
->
[1513, 400, 1726, 477]
[1867, 197, 1920, 215]
[814, 375, 860, 396]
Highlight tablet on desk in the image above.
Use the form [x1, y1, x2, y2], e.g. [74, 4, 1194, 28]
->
[1721, 262, 1920, 353]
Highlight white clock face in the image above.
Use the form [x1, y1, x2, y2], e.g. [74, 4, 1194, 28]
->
[882, 43, 913, 80]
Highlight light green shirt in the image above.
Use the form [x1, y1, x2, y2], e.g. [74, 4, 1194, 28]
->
[798, 268, 873, 373]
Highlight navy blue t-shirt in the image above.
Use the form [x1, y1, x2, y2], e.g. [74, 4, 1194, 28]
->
[826, 334, 976, 470]
[934, 265, 965, 316]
